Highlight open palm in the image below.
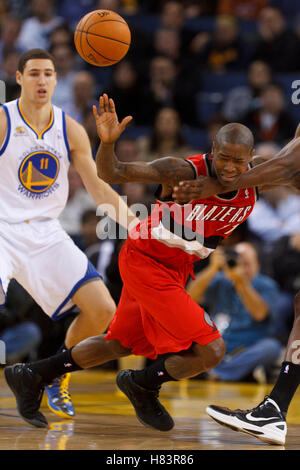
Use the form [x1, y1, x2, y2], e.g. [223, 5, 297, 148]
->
[93, 94, 132, 144]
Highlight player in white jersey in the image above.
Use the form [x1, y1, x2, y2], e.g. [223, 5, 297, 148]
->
[0, 48, 137, 424]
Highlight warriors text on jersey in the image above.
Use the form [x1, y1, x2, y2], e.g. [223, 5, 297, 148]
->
[129, 153, 258, 267]
[0, 99, 71, 223]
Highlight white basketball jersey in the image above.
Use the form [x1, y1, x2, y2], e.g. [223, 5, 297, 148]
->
[0, 99, 71, 223]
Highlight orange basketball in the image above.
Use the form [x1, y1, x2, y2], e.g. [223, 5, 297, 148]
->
[74, 10, 131, 67]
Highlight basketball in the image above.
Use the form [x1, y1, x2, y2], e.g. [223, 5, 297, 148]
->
[74, 9, 131, 67]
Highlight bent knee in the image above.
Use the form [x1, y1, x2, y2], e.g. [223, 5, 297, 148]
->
[207, 337, 226, 368]
[109, 339, 132, 357]
[194, 337, 226, 371]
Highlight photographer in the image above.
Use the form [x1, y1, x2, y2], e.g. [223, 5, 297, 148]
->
[187, 242, 282, 382]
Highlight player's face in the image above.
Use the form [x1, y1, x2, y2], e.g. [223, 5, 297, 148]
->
[212, 142, 254, 186]
[16, 59, 57, 104]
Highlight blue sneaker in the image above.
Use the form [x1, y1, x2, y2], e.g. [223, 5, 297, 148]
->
[45, 373, 75, 419]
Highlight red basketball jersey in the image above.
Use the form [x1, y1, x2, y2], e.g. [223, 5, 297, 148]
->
[129, 153, 258, 268]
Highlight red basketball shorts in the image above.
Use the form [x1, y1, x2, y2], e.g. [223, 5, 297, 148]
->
[105, 240, 221, 360]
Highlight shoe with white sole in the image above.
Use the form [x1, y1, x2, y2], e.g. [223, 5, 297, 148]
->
[206, 396, 287, 445]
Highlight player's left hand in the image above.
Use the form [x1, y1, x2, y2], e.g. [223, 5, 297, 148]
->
[93, 94, 132, 144]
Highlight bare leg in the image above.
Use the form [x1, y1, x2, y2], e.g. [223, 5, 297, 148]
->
[74, 336, 225, 381]
[71, 334, 132, 368]
[132, 337, 226, 391]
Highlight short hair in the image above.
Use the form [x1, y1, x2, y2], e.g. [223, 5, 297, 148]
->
[215, 123, 254, 152]
[18, 48, 56, 74]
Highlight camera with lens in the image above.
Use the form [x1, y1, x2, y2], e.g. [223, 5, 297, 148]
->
[225, 248, 239, 268]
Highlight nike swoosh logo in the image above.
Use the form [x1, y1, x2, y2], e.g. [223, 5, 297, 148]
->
[245, 412, 279, 422]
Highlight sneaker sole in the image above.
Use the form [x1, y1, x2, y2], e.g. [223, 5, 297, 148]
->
[4, 367, 48, 429]
[206, 406, 285, 446]
[116, 372, 174, 432]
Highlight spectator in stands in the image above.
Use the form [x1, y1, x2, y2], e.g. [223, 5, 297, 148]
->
[247, 140, 300, 248]
[4, 0, 30, 18]
[115, 137, 140, 163]
[217, 0, 268, 20]
[140, 56, 177, 125]
[68, 70, 97, 123]
[153, 27, 182, 63]
[0, 48, 20, 101]
[187, 243, 282, 382]
[50, 43, 77, 113]
[191, 15, 251, 72]
[253, 6, 300, 72]
[16, 0, 64, 52]
[0, 15, 21, 67]
[248, 186, 300, 246]
[140, 55, 199, 126]
[160, 0, 185, 30]
[0, 0, 7, 15]
[137, 107, 197, 162]
[103, 60, 144, 125]
[49, 23, 75, 49]
[96, 0, 121, 11]
[56, 0, 97, 29]
[253, 141, 280, 160]
[242, 83, 295, 145]
[158, 1, 197, 53]
[223, 60, 272, 121]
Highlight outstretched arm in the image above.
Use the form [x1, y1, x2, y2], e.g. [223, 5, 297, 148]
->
[66, 114, 139, 230]
[94, 94, 195, 185]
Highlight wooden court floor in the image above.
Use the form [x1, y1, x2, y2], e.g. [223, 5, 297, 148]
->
[1, 366, 300, 451]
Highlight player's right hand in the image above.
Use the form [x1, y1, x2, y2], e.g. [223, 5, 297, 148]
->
[93, 94, 132, 144]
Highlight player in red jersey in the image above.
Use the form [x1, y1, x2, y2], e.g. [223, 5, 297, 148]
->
[5, 94, 262, 431]
[171, 125, 300, 445]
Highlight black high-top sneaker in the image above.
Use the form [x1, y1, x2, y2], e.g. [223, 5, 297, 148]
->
[4, 363, 48, 428]
[116, 369, 174, 431]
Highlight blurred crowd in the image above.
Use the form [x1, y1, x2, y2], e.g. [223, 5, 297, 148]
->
[0, 0, 300, 382]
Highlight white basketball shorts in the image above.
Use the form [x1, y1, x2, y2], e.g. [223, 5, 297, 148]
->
[0, 219, 102, 320]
